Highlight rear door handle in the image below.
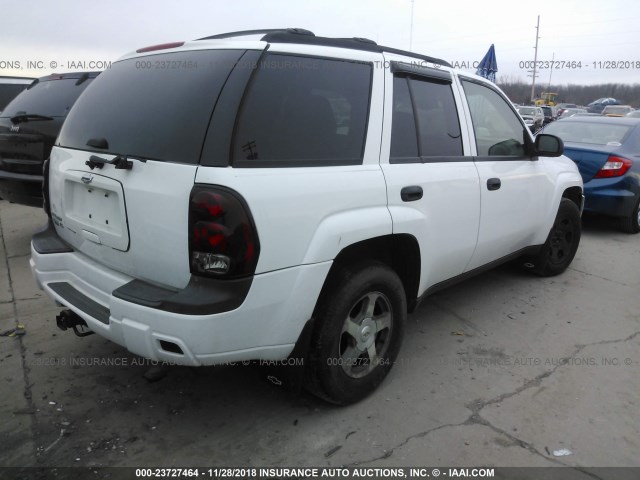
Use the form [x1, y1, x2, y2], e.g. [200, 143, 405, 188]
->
[487, 178, 501, 191]
[401, 186, 423, 202]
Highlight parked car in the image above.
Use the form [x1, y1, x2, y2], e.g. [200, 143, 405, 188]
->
[31, 28, 582, 405]
[556, 103, 577, 118]
[544, 117, 640, 233]
[559, 108, 587, 119]
[602, 105, 634, 117]
[516, 106, 544, 131]
[626, 110, 640, 118]
[0, 72, 99, 206]
[587, 97, 620, 114]
[541, 105, 558, 125]
[0, 76, 34, 112]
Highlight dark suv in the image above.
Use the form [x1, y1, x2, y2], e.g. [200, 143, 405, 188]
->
[0, 72, 99, 206]
[0, 76, 34, 113]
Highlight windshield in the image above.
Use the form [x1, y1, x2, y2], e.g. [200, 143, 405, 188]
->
[518, 107, 536, 115]
[545, 121, 632, 145]
[58, 49, 245, 164]
[0, 78, 93, 118]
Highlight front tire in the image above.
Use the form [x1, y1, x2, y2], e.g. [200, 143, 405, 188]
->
[306, 262, 406, 405]
[527, 198, 581, 276]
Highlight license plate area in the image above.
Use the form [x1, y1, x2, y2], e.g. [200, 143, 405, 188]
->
[63, 170, 129, 251]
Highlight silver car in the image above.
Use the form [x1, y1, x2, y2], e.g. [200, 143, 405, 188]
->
[517, 106, 544, 130]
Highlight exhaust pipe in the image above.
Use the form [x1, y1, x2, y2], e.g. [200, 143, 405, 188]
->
[55, 309, 94, 337]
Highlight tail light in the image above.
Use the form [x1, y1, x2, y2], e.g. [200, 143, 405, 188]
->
[594, 155, 633, 179]
[188, 186, 259, 278]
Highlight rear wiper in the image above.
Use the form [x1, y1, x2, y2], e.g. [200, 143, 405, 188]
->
[10, 113, 54, 124]
[86, 154, 134, 170]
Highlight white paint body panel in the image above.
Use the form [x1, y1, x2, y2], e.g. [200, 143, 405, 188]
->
[31, 39, 583, 364]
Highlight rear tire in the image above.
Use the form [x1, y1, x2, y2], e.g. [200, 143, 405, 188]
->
[619, 196, 640, 234]
[306, 261, 406, 405]
[527, 198, 581, 276]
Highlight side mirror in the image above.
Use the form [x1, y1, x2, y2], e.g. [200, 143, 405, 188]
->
[535, 134, 564, 157]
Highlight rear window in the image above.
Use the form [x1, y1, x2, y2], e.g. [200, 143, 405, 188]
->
[517, 107, 536, 115]
[232, 53, 372, 167]
[1, 77, 93, 118]
[58, 50, 245, 164]
[544, 121, 632, 145]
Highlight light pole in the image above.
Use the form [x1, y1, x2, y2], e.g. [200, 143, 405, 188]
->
[409, 0, 414, 51]
[530, 15, 540, 103]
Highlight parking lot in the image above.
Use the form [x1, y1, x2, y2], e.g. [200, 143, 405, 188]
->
[1, 199, 639, 476]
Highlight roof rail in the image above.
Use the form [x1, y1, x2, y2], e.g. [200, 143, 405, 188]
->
[198, 28, 314, 41]
[261, 32, 451, 67]
[197, 29, 451, 68]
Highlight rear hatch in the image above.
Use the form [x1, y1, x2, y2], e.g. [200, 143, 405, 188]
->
[0, 73, 97, 178]
[49, 47, 251, 289]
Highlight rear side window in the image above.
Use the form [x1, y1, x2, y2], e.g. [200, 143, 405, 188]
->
[1, 78, 93, 118]
[391, 75, 463, 161]
[58, 50, 245, 164]
[0, 81, 31, 112]
[232, 54, 372, 166]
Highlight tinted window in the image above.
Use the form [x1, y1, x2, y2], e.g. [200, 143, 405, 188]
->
[462, 80, 527, 157]
[0, 81, 31, 111]
[391, 75, 462, 160]
[410, 78, 462, 156]
[390, 77, 418, 158]
[232, 54, 372, 166]
[1, 78, 93, 118]
[58, 50, 245, 164]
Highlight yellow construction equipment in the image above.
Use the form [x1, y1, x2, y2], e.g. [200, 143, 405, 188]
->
[535, 92, 558, 106]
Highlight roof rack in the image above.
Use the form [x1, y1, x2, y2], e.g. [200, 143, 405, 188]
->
[261, 31, 451, 68]
[197, 28, 451, 68]
[198, 28, 314, 41]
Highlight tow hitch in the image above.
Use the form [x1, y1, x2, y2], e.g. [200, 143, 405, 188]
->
[55, 309, 94, 337]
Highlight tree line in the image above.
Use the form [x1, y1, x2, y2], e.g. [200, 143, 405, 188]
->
[496, 77, 640, 108]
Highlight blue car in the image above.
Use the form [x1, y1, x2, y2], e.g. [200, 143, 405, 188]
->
[543, 116, 640, 233]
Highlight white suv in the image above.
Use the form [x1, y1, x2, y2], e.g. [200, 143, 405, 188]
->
[31, 29, 583, 404]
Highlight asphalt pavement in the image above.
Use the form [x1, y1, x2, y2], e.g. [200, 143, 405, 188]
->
[1, 199, 639, 479]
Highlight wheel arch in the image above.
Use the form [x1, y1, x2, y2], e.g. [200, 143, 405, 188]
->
[315, 234, 421, 315]
[562, 185, 584, 213]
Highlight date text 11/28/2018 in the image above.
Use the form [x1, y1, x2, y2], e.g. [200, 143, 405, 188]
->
[517, 60, 640, 70]
[134, 467, 496, 478]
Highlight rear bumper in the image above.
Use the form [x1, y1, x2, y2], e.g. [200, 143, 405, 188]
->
[30, 222, 330, 366]
[0, 169, 43, 206]
[583, 175, 640, 217]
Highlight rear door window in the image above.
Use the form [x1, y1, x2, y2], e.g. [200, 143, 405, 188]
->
[232, 54, 372, 167]
[390, 75, 463, 161]
[57, 49, 246, 164]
